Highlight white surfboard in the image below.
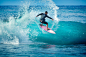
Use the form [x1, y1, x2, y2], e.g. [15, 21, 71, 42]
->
[40, 24, 56, 34]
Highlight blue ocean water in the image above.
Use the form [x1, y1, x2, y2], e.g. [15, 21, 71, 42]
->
[0, 0, 86, 57]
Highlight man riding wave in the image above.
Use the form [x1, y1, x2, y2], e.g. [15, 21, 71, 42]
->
[36, 11, 53, 30]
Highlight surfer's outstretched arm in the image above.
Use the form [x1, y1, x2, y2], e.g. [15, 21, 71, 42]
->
[47, 15, 53, 21]
[36, 13, 43, 17]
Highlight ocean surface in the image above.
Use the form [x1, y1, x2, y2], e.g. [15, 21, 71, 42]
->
[0, 0, 86, 57]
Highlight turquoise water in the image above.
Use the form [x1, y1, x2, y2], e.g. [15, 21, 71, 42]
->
[35, 21, 86, 45]
[0, 0, 86, 57]
[0, 44, 86, 57]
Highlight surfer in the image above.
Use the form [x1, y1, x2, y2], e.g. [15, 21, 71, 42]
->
[36, 11, 53, 30]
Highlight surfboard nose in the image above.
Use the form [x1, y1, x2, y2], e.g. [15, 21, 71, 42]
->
[48, 30, 56, 34]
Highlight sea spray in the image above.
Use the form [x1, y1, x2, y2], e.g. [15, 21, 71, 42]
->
[0, 0, 59, 44]
[0, 16, 31, 44]
[17, 0, 59, 33]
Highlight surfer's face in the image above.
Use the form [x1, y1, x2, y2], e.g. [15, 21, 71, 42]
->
[45, 12, 48, 14]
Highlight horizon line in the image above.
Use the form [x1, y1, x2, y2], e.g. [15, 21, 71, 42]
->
[0, 5, 86, 6]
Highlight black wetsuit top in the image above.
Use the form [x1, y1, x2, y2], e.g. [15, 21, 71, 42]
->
[37, 13, 52, 23]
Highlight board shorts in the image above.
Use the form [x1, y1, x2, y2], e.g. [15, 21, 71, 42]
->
[40, 20, 48, 24]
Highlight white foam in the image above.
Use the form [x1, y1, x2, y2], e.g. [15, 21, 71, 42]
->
[0, 0, 60, 44]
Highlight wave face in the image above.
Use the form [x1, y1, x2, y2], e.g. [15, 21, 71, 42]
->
[0, 0, 86, 45]
[36, 21, 86, 45]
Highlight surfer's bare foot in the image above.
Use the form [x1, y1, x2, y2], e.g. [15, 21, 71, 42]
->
[47, 28, 50, 30]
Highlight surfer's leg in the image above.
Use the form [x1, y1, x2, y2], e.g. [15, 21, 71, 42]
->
[44, 22, 48, 30]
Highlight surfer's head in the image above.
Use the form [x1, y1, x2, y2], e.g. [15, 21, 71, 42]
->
[45, 11, 48, 14]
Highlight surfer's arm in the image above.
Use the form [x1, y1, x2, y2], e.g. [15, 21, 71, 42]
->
[47, 15, 53, 21]
[36, 13, 43, 17]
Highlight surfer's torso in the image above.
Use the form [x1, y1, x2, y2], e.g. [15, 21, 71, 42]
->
[37, 13, 52, 22]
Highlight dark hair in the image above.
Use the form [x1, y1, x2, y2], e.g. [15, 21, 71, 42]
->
[45, 11, 48, 13]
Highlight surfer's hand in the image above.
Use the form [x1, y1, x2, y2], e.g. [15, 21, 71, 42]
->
[40, 20, 42, 22]
[36, 16, 37, 17]
[52, 19, 53, 21]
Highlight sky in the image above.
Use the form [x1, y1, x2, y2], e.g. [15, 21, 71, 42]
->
[0, 0, 86, 5]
